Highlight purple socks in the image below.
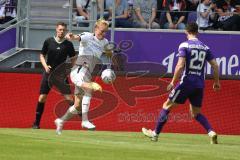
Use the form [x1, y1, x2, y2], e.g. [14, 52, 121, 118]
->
[155, 108, 170, 134]
[195, 113, 212, 133]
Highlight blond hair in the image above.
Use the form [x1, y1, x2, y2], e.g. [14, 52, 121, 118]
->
[95, 18, 109, 29]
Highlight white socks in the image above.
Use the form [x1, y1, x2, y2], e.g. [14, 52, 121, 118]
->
[61, 105, 79, 122]
[82, 95, 91, 122]
[60, 95, 91, 123]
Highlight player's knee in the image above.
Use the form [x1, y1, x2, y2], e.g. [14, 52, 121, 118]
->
[69, 106, 80, 114]
[38, 95, 47, 102]
[74, 100, 81, 108]
[163, 99, 176, 110]
[67, 100, 74, 106]
[190, 110, 200, 118]
[190, 112, 198, 118]
[190, 106, 201, 118]
[64, 95, 74, 105]
[73, 95, 81, 109]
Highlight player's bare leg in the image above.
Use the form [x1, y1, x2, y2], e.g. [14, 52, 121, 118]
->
[81, 91, 95, 130]
[63, 94, 74, 106]
[190, 105, 218, 144]
[77, 81, 102, 130]
[55, 95, 82, 135]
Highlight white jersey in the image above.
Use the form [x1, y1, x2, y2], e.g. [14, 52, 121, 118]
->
[75, 32, 109, 73]
[196, 3, 212, 28]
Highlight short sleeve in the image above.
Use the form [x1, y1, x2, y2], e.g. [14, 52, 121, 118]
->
[76, 0, 83, 7]
[78, 32, 93, 43]
[104, 39, 109, 46]
[177, 42, 188, 57]
[206, 49, 215, 61]
[152, 0, 157, 9]
[67, 41, 76, 58]
[41, 39, 49, 55]
[196, 4, 201, 13]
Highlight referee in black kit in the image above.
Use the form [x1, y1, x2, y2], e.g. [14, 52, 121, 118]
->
[32, 22, 76, 129]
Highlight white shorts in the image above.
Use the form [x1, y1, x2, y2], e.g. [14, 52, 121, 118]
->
[70, 65, 92, 95]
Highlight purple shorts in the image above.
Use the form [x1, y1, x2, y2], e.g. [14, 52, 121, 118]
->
[169, 83, 204, 107]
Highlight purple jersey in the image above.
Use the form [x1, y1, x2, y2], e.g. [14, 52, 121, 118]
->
[177, 38, 214, 88]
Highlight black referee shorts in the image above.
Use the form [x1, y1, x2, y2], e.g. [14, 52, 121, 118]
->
[39, 71, 71, 95]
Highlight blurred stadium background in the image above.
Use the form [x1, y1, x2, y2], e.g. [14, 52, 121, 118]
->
[0, 0, 240, 159]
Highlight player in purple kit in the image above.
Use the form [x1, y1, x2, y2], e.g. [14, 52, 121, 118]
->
[142, 22, 220, 144]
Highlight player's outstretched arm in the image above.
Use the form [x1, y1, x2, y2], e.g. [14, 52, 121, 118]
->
[65, 33, 81, 41]
[208, 59, 220, 91]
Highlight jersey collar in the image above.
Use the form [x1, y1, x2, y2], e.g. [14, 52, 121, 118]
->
[189, 37, 198, 40]
[54, 36, 66, 44]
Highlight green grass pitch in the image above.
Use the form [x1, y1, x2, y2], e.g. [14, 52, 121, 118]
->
[0, 128, 239, 160]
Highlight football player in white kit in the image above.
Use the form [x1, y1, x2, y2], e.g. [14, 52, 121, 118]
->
[54, 19, 112, 134]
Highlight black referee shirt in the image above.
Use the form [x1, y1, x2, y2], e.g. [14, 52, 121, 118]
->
[41, 37, 76, 69]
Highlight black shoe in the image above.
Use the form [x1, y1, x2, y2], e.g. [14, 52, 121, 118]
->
[32, 124, 40, 129]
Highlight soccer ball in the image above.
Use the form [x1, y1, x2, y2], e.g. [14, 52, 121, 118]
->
[101, 69, 116, 84]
